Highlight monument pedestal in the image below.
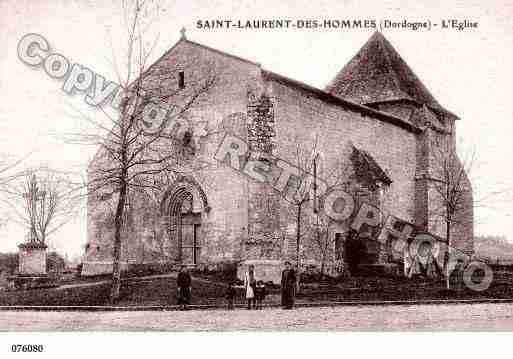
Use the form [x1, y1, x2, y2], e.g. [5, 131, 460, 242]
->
[8, 242, 58, 290]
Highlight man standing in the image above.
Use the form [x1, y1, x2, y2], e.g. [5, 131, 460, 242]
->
[281, 261, 296, 309]
[177, 265, 192, 310]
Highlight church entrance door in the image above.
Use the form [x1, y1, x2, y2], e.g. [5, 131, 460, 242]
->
[163, 177, 209, 266]
[180, 212, 201, 265]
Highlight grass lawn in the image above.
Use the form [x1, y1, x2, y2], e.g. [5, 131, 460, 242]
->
[299, 271, 513, 302]
[0, 271, 512, 307]
[0, 275, 269, 307]
[0, 281, 112, 306]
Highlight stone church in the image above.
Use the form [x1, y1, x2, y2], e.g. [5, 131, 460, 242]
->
[82, 32, 473, 281]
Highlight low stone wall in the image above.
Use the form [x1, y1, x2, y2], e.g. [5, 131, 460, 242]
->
[80, 261, 130, 276]
[237, 259, 283, 284]
[81, 260, 178, 276]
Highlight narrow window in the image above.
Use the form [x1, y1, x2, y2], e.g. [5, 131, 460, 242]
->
[183, 131, 192, 147]
[335, 233, 343, 260]
[178, 71, 185, 89]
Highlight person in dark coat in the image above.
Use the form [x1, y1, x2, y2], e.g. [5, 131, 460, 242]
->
[254, 280, 267, 309]
[176, 265, 192, 310]
[450, 259, 465, 292]
[281, 261, 296, 309]
[225, 281, 237, 310]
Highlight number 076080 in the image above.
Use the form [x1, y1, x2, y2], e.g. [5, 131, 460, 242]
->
[11, 344, 44, 352]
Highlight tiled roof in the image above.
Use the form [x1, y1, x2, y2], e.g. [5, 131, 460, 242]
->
[263, 70, 421, 134]
[149, 36, 421, 133]
[410, 104, 448, 132]
[351, 145, 392, 187]
[326, 32, 455, 118]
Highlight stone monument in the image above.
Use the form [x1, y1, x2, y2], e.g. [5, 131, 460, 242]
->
[9, 239, 55, 290]
[18, 241, 48, 276]
[9, 175, 57, 290]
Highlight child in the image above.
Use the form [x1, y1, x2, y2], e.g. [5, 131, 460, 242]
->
[244, 265, 257, 309]
[225, 282, 237, 310]
[254, 280, 267, 309]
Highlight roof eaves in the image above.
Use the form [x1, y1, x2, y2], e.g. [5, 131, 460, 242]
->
[364, 98, 460, 121]
[352, 145, 393, 185]
[262, 70, 422, 134]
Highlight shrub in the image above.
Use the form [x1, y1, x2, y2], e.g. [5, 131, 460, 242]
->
[0, 253, 18, 274]
[123, 262, 176, 278]
[190, 261, 239, 283]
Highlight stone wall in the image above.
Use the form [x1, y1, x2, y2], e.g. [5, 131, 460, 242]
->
[83, 39, 474, 277]
[18, 244, 47, 276]
[266, 77, 418, 268]
[83, 40, 262, 275]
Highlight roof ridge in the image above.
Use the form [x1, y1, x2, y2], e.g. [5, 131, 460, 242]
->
[134, 35, 428, 133]
[325, 32, 455, 117]
[374, 32, 414, 102]
[378, 35, 441, 108]
[262, 69, 421, 134]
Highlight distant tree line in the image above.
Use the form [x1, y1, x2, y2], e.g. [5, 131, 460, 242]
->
[474, 235, 513, 263]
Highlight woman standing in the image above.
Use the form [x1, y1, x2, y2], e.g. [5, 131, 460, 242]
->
[243, 264, 257, 309]
[281, 261, 296, 309]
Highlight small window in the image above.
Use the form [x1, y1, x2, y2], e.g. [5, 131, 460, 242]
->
[178, 71, 185, 89]
[183, 131, 192, 146]
[335, 233, 344, 260]
[313, 154, 321, 213]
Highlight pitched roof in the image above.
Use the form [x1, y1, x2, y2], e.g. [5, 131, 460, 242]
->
[262, 70, 421, 134]
[140, 35, 423, 133]
[350, 145, 392, 187]
[326, 32, 455, 118]
[410, 104, 448, 132]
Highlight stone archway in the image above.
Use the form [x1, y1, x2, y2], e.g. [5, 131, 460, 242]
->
[161, 177, 209, 264]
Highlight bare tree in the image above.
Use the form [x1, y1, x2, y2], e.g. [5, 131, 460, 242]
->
[282, 137, 319, 272]
[0, 155, 28, 229]
[284, 135, 349, 278]
[67, 0, 217, 301]
[430, 136, 475, 289]
[310, 214, 333, 277]
[3, 169, 78, 245]
[310, 158, 352, 277]
[0, 155, 27, 190]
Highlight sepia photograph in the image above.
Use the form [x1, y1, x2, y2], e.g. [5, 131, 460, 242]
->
[0, 0, 513, 356]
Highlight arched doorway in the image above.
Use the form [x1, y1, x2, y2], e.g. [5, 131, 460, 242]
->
[161, 177, 209, 265]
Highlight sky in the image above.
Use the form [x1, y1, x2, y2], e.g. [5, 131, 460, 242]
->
[0, 0, 512, 259]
